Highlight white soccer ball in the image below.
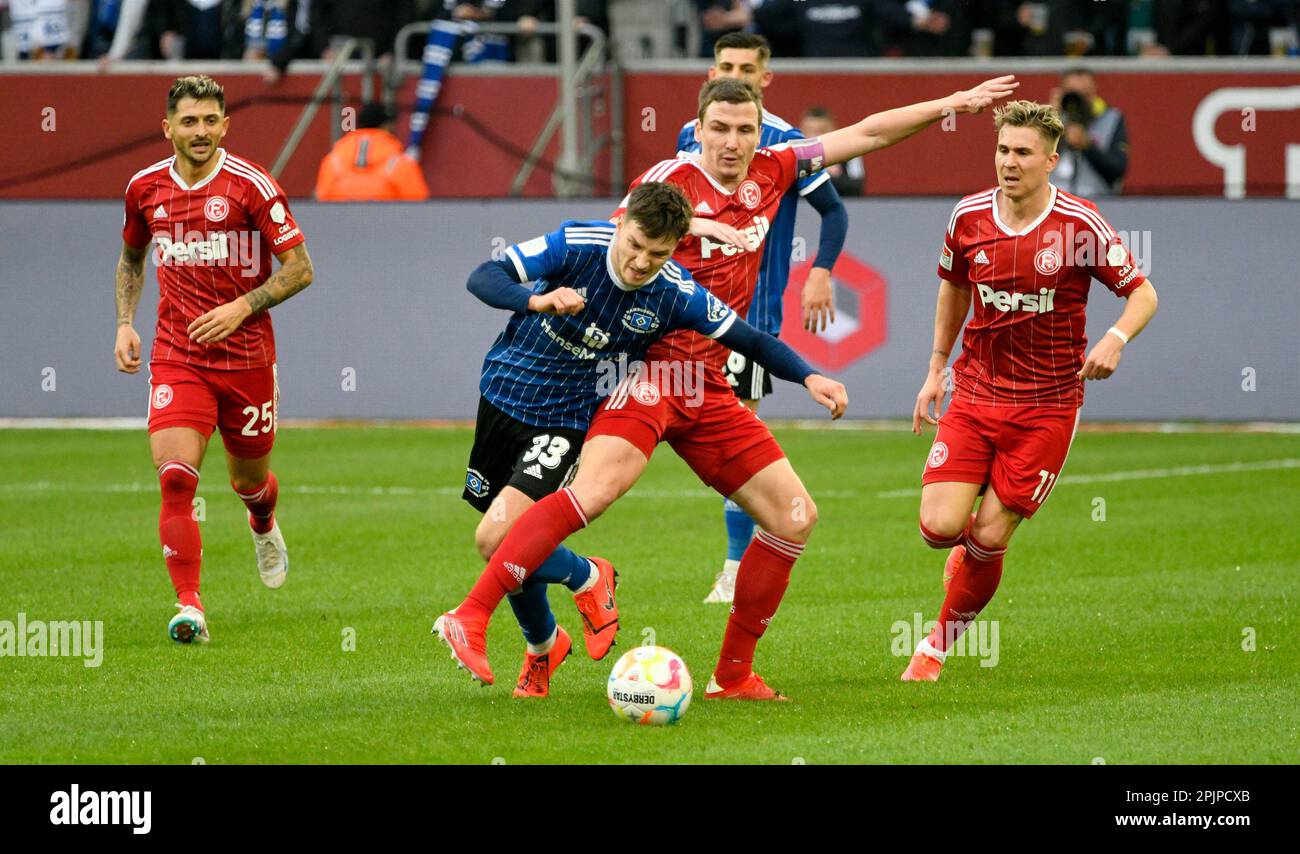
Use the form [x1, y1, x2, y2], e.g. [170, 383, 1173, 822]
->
[606, 645, 693, 725]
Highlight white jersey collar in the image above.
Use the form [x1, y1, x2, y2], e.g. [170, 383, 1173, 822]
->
[169, 148, 227, 192]
[991, 183, 1057, 237]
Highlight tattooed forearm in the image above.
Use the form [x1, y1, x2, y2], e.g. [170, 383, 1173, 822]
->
[116, 245, 146, 326]
[243, 244, 314, 314]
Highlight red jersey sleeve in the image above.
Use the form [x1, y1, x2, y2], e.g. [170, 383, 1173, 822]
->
[1077, 200, 1147, 297]
[122, 183, 151, 250]
[937, 204, 971, 285]
[246, 175, 306, 256]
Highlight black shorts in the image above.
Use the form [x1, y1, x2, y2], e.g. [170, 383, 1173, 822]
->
[462, 397, 586, 513]
[723, 348, 773, 401]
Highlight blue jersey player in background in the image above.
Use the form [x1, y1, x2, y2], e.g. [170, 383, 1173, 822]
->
[451, 181, 841, 697]
[675, 31, 849, 604]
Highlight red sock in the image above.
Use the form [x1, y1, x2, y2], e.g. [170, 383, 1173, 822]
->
[235, 472, 279, 534]
[715, 530, 804, 687]
[159, 461, 203, 610]
[929, 531, 1005, 653]
[457, 488, 588, 624]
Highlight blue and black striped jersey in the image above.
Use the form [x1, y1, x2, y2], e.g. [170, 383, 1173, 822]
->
[479, 220, 739, 429]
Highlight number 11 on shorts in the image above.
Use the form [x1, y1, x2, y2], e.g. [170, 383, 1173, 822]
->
[1031, 468, 1058, 504]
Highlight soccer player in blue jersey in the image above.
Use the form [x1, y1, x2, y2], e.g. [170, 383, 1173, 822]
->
[444, 181, 848, 695]
[675, 32, 849, 604]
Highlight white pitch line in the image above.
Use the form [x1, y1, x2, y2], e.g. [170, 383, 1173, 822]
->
[873, 458, 1300, 499]
[2, 459, 1297, 502]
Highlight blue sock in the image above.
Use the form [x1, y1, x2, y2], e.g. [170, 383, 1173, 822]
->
[530, 545, 592, 592]
[506, 579, 557, 647]
[723, 498, 755, 562]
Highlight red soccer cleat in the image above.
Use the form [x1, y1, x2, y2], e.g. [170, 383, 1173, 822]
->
[433, 610, 494, 686]
[512, 626, 573, 698]
[900, 650, 944, 682]
[942, 544, 967, 592]
[573, 556, 619, 660]
[704, 672, 789, 701]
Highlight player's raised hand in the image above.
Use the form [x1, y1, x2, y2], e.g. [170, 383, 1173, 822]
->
[528, 287, 586, 316]
[188, 298, 252, 345]
[805, 374, 848, 420]
[1079, 335, 1124, 381]
[689, 217, 753, 253]
[912, 371, 948, 435]
[951, 75, 1019, 115]
[114, 324, 142, 373]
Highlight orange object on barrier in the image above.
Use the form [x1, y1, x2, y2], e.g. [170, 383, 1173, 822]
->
[315, 128, 430, 201]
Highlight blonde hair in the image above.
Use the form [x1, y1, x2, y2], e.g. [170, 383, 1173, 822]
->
[993, 100, 1064, 152]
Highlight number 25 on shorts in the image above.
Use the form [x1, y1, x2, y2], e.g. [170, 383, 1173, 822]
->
[241, 400, 275, 437]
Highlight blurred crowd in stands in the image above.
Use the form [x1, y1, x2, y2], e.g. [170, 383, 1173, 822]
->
[3, 0, 1297, 63]
[699, 0, 1300, 58]
[0, 1, 609, 65]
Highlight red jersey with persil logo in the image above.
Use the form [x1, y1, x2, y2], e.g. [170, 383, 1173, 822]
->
[938, 184, 1147, 407]
[614, 141, 822, 386]
[123, 149, 305, 370]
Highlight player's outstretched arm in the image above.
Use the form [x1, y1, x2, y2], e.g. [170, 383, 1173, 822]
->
[913, 279, 971, 434]
[819, 75, 1020, 168]
[717, 317, 848, 419]
[188, 244, 314, 345]
[466, 260, 585, 316]
[1079, 280, 1158, 381]
[114, 242, 147, 374]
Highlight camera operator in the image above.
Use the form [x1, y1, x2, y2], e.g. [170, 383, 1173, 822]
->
[1051, 67, 1129, 195]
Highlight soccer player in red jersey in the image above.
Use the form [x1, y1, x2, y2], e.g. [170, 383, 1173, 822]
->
[435, 74, 1018, 700]
[113, 76, 314, 644]
[901, 100, 1159, 681]
[673, 33, 848, 605]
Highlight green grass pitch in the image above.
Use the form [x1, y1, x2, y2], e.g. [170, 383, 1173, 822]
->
[1, 426, 1296, 764]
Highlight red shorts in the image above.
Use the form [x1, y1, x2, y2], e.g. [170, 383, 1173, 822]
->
[587, 379, 784, 497]
[921, 398, 1080, 519]
[147, 360, 279, 459]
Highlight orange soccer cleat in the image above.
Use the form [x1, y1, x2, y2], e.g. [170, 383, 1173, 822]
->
[433, 610, 494, 685]
[704, 672, 789, 701]
[942, 544, 967, 592]
[900, 650, 944, 682]
[573, 556, 619, 660]
[512, 626, 573, 698]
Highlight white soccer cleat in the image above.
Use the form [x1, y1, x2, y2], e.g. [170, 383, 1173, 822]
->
[250, 515, 289, 589]
[703, 568, 737, 604]
[168, 604, 210, 644]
